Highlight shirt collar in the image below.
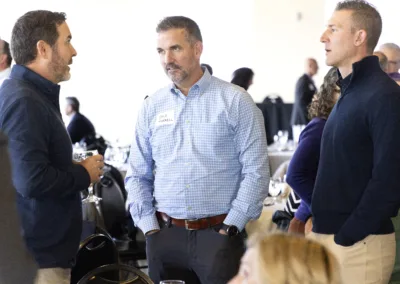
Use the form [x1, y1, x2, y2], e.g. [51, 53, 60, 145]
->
[0, 67, 11, 80]
[10, 64, 61, 107]
[169, 67, 212, 96]
[337, 56, 380, 91]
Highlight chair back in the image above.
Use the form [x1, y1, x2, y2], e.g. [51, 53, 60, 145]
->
[94, 175, 127, 238]
[77, 264, 153, 284]
[71, 234, 119, 284]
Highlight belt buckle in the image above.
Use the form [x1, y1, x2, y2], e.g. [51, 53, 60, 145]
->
[185, 219, 198, 230]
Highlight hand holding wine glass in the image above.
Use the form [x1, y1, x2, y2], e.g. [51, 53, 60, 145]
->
[80, 154, 104, 183]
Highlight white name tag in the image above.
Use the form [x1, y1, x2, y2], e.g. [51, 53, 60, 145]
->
[156, 110, 175, 126]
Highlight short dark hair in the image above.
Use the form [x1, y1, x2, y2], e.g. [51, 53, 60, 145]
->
[156, 16, 202, 44]
[308, 67, 339, 120]
[231, 67, 254, 91]
[1, 41, 12, 67]
[66, 97, 80, 112]
[11, 10, 66, 65]
[201, 63, 213, 75]
[335, 0, 382, 53]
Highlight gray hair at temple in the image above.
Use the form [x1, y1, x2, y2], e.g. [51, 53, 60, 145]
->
[66, 97, 80, 112]
[380, 42, 400, 52]
[156, 16, 202, 44]
[335, 0, 382, 53]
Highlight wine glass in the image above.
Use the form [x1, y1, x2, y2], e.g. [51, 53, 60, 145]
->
[160, 281, 185, 284]
[264, 178, 283, 206]
[73, 149, 102, 204]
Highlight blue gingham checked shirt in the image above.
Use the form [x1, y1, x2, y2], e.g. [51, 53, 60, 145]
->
[125, 69, 270, 234]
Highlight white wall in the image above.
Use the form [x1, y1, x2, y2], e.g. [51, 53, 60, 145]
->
[1, 0, 399, 143]
[250, 0, 326, 103]
[0, 0, 254, 144]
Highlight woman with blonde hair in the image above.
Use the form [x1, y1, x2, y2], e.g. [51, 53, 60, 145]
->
[229, 233, 342, 284]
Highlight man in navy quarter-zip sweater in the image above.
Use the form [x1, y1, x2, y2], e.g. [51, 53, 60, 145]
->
[0, 10, 105, 284]
[309, 1, 400, 284]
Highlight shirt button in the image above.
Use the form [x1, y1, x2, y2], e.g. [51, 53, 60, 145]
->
[188, 207, 192, 211]
[186, 185, 190, 188]
[186, 120, 190, 124]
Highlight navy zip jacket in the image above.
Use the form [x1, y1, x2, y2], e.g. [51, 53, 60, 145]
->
[0, 65, 90, 268]
[312, 56, 400, 246]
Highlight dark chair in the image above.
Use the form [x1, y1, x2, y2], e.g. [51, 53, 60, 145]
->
[262, 94, 284, 104]
[71, 234, 119, 284]
[77, 264, 153, 284]
[92, 174, 147, 268]
[94, 175, 127, 238]
[104, 163, 127, 197]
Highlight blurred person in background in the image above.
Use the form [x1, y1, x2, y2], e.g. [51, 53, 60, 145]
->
[0, 39, 12, 87]
[65, 96, 95, 144]
[231, 67, 254, 91]
[287, 67, 339, 235]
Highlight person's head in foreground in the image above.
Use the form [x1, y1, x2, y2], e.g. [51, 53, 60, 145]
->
[320, 0, 381, 78]
[228, 233, 342, 284]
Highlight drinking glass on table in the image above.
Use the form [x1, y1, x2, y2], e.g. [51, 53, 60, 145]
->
[160, 281, 185, 284]
[264, 178, 283, 206]
[73, 149, 102, 204]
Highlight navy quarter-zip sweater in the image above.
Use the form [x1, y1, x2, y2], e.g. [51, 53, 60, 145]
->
[0, 65, 90, 268]
[312, 56, 400, 246]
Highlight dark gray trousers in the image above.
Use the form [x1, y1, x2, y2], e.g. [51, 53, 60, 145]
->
[146, 221, 245, 284]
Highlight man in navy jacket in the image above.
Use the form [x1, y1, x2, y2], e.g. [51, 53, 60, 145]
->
[0, 10, 104, 283]
[310, 1, 400, 283]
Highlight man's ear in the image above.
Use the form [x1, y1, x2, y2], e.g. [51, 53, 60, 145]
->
[194, 41, 203, 59]
[354, 29, 367, 48]
[36, 40, 51, 60]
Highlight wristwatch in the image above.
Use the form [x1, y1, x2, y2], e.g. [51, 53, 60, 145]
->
[221, 224, 239, 237]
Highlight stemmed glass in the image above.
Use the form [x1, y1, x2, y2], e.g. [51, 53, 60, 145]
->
[73, 149, 102, 204]
[264, 177, 284, 206]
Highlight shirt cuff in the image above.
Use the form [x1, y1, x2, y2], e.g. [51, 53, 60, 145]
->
[137, 214, 160, 235]
[224, 209, 250, 231]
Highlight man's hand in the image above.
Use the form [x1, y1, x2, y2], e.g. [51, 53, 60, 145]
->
[80, 154, 104, 183]
[146, 229, 161, 236]
[218, 229, 228, 235]
[288, 217, 306, 235]
[305, 218, 313, 235]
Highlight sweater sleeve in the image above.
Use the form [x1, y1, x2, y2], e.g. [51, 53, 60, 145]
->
[335, 92, 400, 246]
[286, 121, 324, 207]
[1, 97, 90, 198]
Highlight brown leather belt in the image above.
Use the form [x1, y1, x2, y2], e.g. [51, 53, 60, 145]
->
[156, 211, 227, 230]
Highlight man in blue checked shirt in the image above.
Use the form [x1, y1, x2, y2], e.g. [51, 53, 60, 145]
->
[126, 16, 269, 284]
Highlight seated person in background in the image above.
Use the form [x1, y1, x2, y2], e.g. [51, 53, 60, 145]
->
[231, 67, 254, 91]
[286, 67, 340, 235]
[200, 63, 213, 75]
[228, 233, 341, 284]
[379, 43, 400, 84]
[373, 51, 388, 73]
[65, 97, 95, 144]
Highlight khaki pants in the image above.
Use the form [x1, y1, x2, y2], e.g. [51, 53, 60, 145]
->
[34, 268, 71, 284]
[308, 232, 396, 284]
